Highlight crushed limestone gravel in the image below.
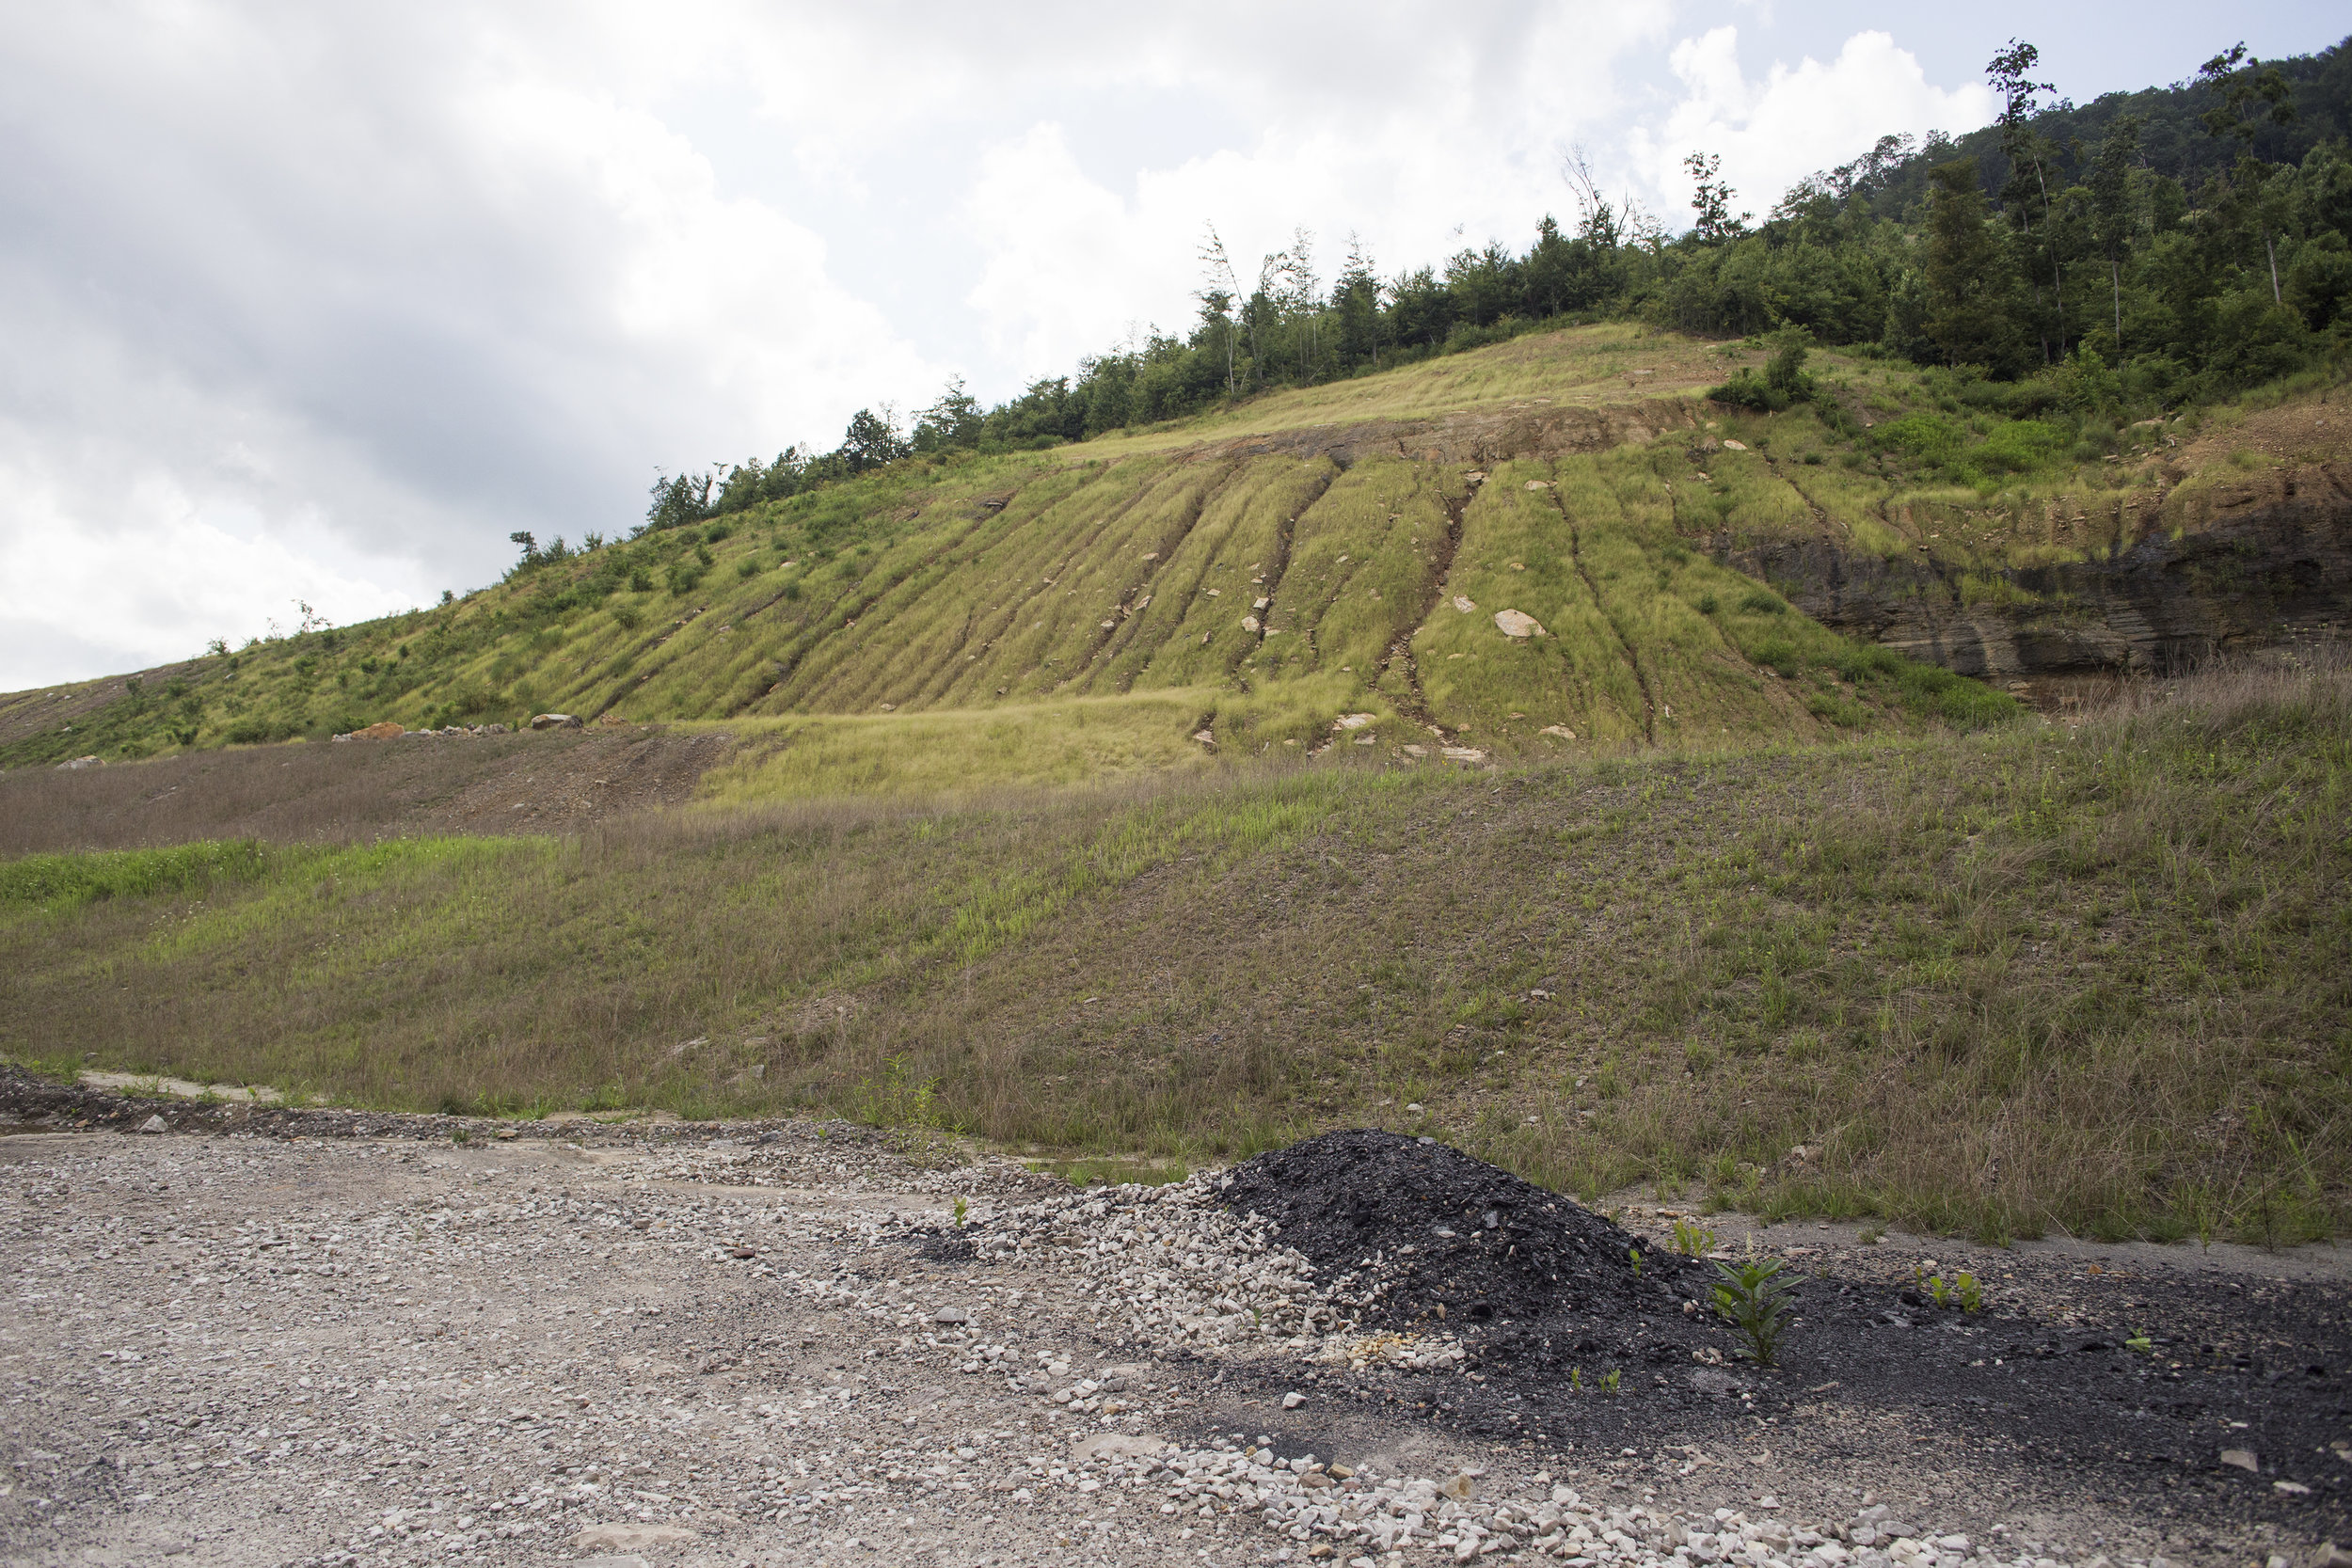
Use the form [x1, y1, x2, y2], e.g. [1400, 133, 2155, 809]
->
[0, 1092, 2325, 1566]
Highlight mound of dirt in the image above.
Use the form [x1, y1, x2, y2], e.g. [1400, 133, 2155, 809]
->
[1218, 1129, 1696, 1335]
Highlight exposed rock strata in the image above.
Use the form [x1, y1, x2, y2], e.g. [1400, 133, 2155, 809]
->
[1727, 462, 2352, 677]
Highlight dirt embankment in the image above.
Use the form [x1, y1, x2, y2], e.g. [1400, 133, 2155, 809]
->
[0, 727, 734, 855]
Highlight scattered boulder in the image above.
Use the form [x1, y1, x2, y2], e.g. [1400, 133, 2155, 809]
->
[1690, 1367, 1744, 1396]
[596, 714, 628, 728]
[1440, 746, 1487, 764]
[1241, 615, 1262, 634]
[1073, 1433, 1162, 1463]
[136, 1115, 167, 1134]
[567, 1524, 696, 1551]
[1722, 438, 1749, 451]
[1192, 729, 1216, 748]
[1539, 724, 1577, 740]
[1453, 595, 1476, 613]
[1492, 610, 1546, 640]
[2221, 1448, 2260, 1473]
[1523, 480, 1551, 491]
[56, 755, 103, 770]
[530, 713, 582, 731]
[1332, 712, 1377, 731]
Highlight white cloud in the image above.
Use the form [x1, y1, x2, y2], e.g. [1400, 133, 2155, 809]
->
[955, 6, 1686, 385]
[0, 444, 421, 690]
[1631, 28, 1999, 225]
[0, 3, 948, 688]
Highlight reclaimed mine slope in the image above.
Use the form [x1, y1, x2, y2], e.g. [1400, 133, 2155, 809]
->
[9, 326, 2345, 786]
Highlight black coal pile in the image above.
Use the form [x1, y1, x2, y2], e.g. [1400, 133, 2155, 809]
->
[1219, 1130, 1697, 1340]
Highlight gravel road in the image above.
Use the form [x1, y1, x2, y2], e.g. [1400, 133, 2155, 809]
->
[1, 1112, 2344, 1568]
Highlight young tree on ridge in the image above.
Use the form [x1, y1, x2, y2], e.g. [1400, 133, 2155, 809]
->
[1195, 224, 1241, 397]
[912, 377, 983, 453]
[1684, 151, 1749, 243]
[839, 407, 910, 474]
[1563, 144, 1621, 248]
[1333, 233, 1383, 371]
[1987, 38, 2063, 360]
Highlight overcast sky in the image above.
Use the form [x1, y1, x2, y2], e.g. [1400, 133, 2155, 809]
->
[1, 3, 2342, 690]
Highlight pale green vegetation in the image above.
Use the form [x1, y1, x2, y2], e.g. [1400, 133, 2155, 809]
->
[1077, 321, 1725, 453]
[698, 694, 1224, 803]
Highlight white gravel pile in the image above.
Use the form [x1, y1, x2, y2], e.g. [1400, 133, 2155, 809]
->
[1077, 1438, 2096, 1568]
[963, 1174, 1348, 1346]
[620, 1126, 1035, 1196]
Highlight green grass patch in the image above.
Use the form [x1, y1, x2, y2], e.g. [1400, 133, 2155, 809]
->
[0, 840, 277, 911]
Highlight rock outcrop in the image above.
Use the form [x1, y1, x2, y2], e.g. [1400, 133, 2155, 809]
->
[1729, 462, 2352, 678]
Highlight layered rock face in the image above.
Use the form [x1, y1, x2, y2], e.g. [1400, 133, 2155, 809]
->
[1729, 463, 2352, 679]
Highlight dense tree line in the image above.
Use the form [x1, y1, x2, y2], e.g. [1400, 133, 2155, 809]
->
[624, 33, 2351, 544]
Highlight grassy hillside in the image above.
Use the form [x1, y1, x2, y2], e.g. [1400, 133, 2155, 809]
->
[6, 325, 2344, 794]
[4, 657, 2344, 1243]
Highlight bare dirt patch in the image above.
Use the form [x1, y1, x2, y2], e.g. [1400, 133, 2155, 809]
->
[1198, 398, 1701, 469]
[0, 728, 734, 854]
[2172, 396, 2352, 474]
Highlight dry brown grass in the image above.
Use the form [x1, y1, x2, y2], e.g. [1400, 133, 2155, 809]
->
[4, 659, 2344, 1243]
